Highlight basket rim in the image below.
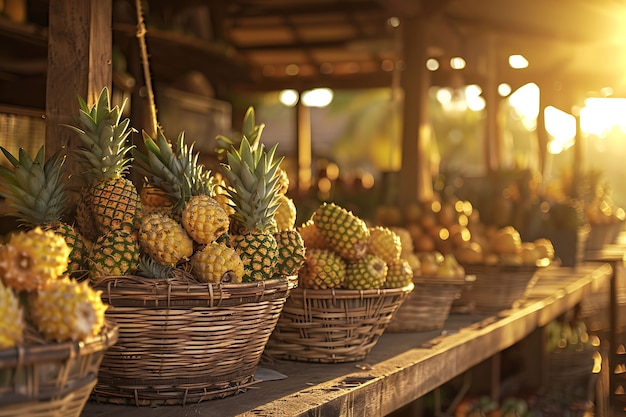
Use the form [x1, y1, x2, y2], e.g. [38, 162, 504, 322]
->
[0, 321, 118, 369]
[289, 283, 414, 300]
[412, 274, 470, 285]
[93, 273, 292, 307]
[459, 263, 548, 273]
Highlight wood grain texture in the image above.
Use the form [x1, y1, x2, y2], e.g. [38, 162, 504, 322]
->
[81, 262, 611, 417]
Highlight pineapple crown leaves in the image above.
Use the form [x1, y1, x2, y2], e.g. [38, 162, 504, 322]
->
[0, 145, 69, 226]
[135, 128, 215, 211]
[220, 136, 284, 231]
[63, 87, 136, 180]
[215, 106, 264, 161]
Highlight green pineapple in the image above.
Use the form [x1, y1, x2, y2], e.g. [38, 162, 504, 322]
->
[298, 248, 346, 289]
[65, 87, 142, 235]
[220, 137, 283, 281]
[384, 258, 414, 289]
[273, 229, 306, 277]
[344, 254, 388, 290]
[313, 202, 370, 261]
[88, 229, 139, 281]
[0, 146, 88, 277]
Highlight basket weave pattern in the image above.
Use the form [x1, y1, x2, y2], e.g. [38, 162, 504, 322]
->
[265, 284, 413, 363]
[387, 276, 465, 332]
[457, 264, 540, 313]
[0, 323, 118, 417]
[90, 274, 290, 406]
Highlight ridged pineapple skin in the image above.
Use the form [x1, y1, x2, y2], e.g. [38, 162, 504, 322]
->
[385, 259, 414, 289]
[139, 212, 193, 265]
[191, 242, 244, 283]
[274, 229, 306, 277]
[88, 229, 139, 280]
[299, 248, 346, 289]
[232, 232, 278, 282]
[182, 195, 230, 244]
[368, 226, 402, 264]
[274, 194, 297, 232]
[0, 227, 71, 292]
[314, 202, 370, 261]
[344, 253, 388, 290]
[298, 218, 329, 249]
[0, 282, 23, 348]
[91, 177, 143, 234]
[28, 276, 107, 342]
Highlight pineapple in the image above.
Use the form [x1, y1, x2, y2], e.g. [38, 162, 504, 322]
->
[385, 258, 414, 289]
[274, 229, 306, 277]
[66, 87, 142, 235]
[344, 253, 388, 290]
[88, 229, 139, 280]
[182, 194, 230, 244]
[0, 280, 24, 348]
[298, 248, 345, 289]
[368, 226, 402, 264]
[134, 129, 226, 247]
[139, 211, 193, 266]
[0, 227, 71, 292]
[28, 275, 107, 342]
[140, 184, 173, 215]
[190, 242, 244, 284]
[0, 146, 88, 276]
[220, 137, 283, 281]
[298, 218, 329, 249]
[313, 202, 370, 261]
[274, 194, 297, 232]
[390, 226, 414, 256]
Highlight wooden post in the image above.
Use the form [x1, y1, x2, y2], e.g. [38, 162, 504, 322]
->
[45, 0, 113, 188]
[398, 15, 433, 206]
[484, 33, 500, 173]
[296, 99, 312, 196]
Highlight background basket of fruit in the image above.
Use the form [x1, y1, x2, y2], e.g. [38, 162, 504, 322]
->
[266, 203, 415, 363]
[454, 226, 555, 313]
[387, 253, 468, 332]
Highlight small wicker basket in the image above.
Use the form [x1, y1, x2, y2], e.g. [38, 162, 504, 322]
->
[387, 275, 468, 332]
[265, 283, 413, 363]
[455, 264, 542, 313]
[89, 273, 291, 406]
[0, 322, 118, 417]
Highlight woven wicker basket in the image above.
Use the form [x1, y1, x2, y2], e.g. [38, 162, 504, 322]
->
[90, 273, 291, 406]
[0, 322, 118, 417]
[456, 264, 542, 313]
[387, 276, 467, 332]
[265, 283, 413, 363]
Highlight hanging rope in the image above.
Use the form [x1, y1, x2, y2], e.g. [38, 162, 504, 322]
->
[134, 0, 158, 136]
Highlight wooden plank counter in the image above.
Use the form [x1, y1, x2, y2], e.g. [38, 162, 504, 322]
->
[81, 263, 612, 417]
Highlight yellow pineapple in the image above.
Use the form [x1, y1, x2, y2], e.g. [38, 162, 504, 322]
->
[190, 242, 244, 283]
[0, 280, 24, 348]
[298, 218, 329, 249]
[182, 194, 230, 244]
[0, 227, 71, 292]
[140, 184, 173, 215]
[139, 211, 194, 266]
[275, 194, 297, 232]
[313, 202, 370, 261]
[390, 226, 414, 256]
[28, 275, 107, 342]
[368, 226, 402, 264]
[298, 248, 346, 289]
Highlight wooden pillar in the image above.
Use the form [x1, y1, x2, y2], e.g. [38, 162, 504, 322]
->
[296, 100, 312, 196]
[45, 0, 113, 186]
[398, 16, 433, 207]
[484, 34, 500, 172]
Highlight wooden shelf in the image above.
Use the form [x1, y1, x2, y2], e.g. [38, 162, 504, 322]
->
[81, 262, 612, 417]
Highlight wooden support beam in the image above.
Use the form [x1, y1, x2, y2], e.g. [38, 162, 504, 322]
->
[45, 0, 112, 193]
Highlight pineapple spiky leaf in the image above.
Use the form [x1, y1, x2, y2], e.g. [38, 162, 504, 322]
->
[215, 106, 264, 161]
